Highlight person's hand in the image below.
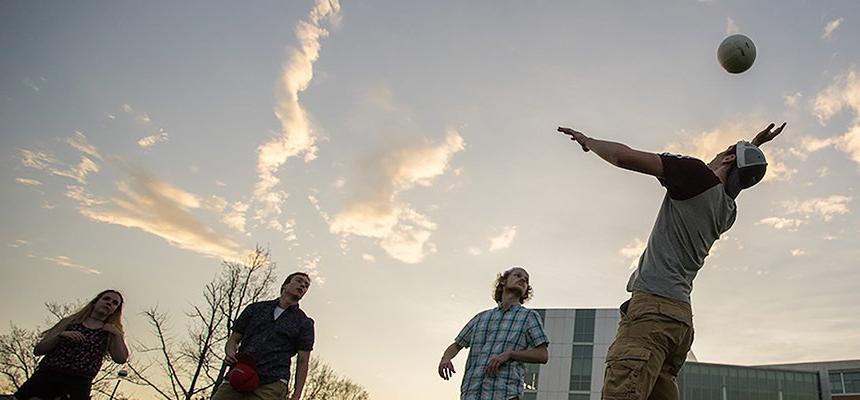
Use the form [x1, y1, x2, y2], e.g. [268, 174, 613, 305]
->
[224, 350, 238, 366]
[58, 331, 86, 343]
[438, 358, 456, 380]
[101, 324, 124, 337]
[485, 352, 510, 377]
[752, 122, 786, 147]
[557, 127, 591, 152]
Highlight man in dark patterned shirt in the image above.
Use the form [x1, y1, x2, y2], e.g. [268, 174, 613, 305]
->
[438, 267, 550, 400]
[212, 272, 315, 400]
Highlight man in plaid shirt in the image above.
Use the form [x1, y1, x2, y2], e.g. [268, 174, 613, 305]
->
[438, 267, 550, 400]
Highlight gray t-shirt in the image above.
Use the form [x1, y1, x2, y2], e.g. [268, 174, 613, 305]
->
[627, 153, 737, 304]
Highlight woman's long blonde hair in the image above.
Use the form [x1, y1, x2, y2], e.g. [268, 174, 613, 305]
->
[42, 289, 124, 336]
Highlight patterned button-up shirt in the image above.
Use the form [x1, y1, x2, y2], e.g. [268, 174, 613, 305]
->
[233, 300, 314, 384]
[455, 303, 549, 400]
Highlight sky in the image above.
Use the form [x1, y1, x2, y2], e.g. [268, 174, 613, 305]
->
[1, 1, 859, 399]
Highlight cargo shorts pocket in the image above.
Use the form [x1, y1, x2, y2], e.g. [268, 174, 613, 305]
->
[603, 345, 652, 400]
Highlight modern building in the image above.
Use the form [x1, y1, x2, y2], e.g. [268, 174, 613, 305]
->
[755, 360, 860, 400]
[524, 308, 856, 400]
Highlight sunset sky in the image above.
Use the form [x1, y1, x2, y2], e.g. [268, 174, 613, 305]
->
[2, 1, 859, 399]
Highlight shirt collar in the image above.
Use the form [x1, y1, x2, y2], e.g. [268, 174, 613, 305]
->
[271, 299, 300, 311]
[496, 302, 522, 311]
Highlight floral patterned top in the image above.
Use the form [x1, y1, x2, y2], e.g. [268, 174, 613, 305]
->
[39, 323, 110, 379]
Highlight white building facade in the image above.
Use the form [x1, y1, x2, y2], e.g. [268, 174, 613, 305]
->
[524, 308, 832, 400]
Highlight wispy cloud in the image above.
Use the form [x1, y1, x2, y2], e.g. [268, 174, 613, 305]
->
[784, 92, 802, 108]
[822, 17, 843, 40]
[22, 77, 44, 92]
[67, 131, 102, 160]
[812, 70, 860, 124]
[67, 167, 242, 261]
[328, 131, 465, 263]
[8, 239, 32, 248]
[790, 249, 807, 257]
[726, 17, 740, 35]
[15, 177, 42, 186]
[137, 129, 169, 149]
[19, 149, 99, 185]
[362, 253, 375, 262]
[28, 254, 100, 274]
[620, 238, 646, 270]
[254, 0, 341, 227]
[222, 201, 249, 234]
[18, 132, 101, 185]
[300, 253, 325, 284]
[809, 70, 860, 166]
[782, 195, 852, 222]
[488, 226, 517, 252]
[756, 217, 806, 231]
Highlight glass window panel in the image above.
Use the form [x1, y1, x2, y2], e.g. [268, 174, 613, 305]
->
[569, 394, 590, 400]
[830, 372, 844, 394]
[844, 371, 860, 393]
[574, 309, 596, 342]
[570, 345, 593, 391]
[524, 362, 540, 391]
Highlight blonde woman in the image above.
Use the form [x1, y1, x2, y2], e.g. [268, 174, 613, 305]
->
[15, 289, 129, 400]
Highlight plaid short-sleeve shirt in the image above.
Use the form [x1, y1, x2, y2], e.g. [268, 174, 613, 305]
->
[455, 303, 549, 400]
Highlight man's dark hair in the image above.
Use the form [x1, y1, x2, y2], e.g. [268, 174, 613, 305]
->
[283, 272, 311, 287]
[493, 268, 533, 304]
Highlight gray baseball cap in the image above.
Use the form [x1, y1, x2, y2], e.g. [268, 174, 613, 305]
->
[724, 141, 767, 198]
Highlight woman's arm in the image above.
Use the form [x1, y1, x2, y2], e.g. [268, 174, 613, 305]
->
[102, 324, 129, 363]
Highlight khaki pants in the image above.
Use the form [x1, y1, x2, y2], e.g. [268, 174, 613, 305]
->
[211, 380, 289, 400]
[601, 291, 694, 400]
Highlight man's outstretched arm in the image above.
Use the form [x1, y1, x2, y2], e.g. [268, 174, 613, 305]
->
[557, 127, 664, 178]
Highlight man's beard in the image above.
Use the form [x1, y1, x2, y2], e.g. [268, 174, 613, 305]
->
[506, 284, 525, 298]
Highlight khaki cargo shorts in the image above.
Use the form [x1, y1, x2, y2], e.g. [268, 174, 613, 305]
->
[211, 380, 289, 400]
[601, 291, 694, 400]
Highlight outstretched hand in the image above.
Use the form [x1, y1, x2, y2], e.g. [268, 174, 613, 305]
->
[557, 127, 590, 152]
[752, 122, 786, 147]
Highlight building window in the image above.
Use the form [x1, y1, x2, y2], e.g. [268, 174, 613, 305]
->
[843, 371, 860, 393]
[568, 394, 590, 400]
[831, 370, 860, 394]
[524, 362, 540, 391]
[570, 345, 593, 391]
[523, 392, 537, 400]
[831, 372, 844, 394]
[573, 309, 595, 343]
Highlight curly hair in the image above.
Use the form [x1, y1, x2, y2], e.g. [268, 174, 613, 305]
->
[493, 267, 533, 304]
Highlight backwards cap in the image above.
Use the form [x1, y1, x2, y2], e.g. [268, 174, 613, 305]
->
[724, 141, 767, 198]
